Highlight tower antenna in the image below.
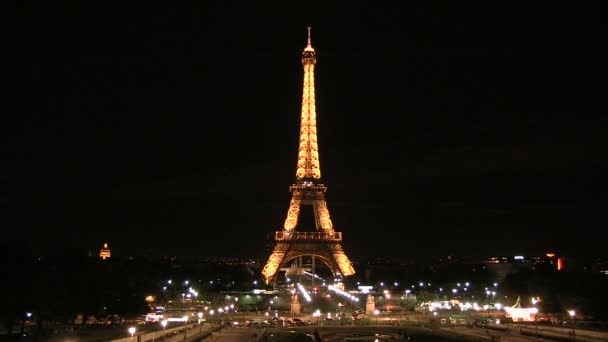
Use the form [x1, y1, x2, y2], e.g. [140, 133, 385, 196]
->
[307, 26, 312, 47]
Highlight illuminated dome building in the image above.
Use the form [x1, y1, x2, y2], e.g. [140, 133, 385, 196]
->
[99, 242, 111, 260]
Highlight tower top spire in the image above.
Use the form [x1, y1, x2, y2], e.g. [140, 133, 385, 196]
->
[297, 27, 319, 180]
[307, 26, 312, 47]
[304, 26, 315, 53]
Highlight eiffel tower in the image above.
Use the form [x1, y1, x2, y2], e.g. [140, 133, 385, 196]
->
[262, 28, 355, 284]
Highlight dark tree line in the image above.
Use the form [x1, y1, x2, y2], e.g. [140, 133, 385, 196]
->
[0, 241, 263, 337]
[501, 268, 608, 320]
[0, 242, 149, 337]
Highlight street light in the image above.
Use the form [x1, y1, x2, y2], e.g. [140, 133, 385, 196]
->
[568, 310, 576, 326]
[128, 327, 136, 340]
[568, 310, 576, 336]
[183, 315, 189, 339]
[161, 320, 168, 335]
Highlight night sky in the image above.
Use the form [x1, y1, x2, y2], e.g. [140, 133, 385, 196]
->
[7, 3, 607, 259]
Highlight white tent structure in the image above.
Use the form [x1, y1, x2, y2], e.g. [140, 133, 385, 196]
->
[504, 296, 538, 322]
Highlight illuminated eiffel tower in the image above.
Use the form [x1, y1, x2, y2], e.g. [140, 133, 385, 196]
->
[262, 28, 355, 284]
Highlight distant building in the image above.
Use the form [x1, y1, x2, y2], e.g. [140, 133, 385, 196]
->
[483, 253, 565, 280]
[589, 258, 608, 275]
[99, 242, 111, 260]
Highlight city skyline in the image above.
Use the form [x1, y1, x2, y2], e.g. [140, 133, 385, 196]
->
[7, 3, 607, 259]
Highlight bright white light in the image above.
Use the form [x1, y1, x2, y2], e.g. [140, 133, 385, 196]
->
[452, 289, 457, 294]
[495, 303, 502, 310]
[328, 285, 359, 302]
[465, 282, 470, 287]
[374, 310, 379, 315]
[167, 317, 188, 322]
[419, 282, 424, 287]
[167, 280, 172, 284]
[303, 271, 324, 281]
[128, 327, 136, 336]
[405, 290, 411, 294]
[359, 286, 373, 294]
[568, 310, 575, 317]
[433, 312, 438, 316]
[161, 320, 168, 328]
[297, 283, 312, 302]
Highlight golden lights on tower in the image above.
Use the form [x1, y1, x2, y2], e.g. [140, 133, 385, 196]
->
[296, 26, 321, 181]
[262, 28, 355, 283]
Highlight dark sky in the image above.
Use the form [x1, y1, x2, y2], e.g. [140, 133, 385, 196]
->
[6, 3, 607, 259]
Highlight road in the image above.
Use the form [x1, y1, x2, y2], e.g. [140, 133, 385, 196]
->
[440, 326, 556, 341]
[203, 326, 254, 342]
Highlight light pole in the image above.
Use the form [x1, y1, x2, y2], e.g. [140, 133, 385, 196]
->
[128, 327, 136, 340]
[161, 320, 168, 337]
[198, 312, 203, 334]
[568, 310, 576, 341]
[183, 315, 189, 340]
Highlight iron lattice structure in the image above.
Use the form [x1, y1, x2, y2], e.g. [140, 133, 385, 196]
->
[262, 28, 355, 284]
